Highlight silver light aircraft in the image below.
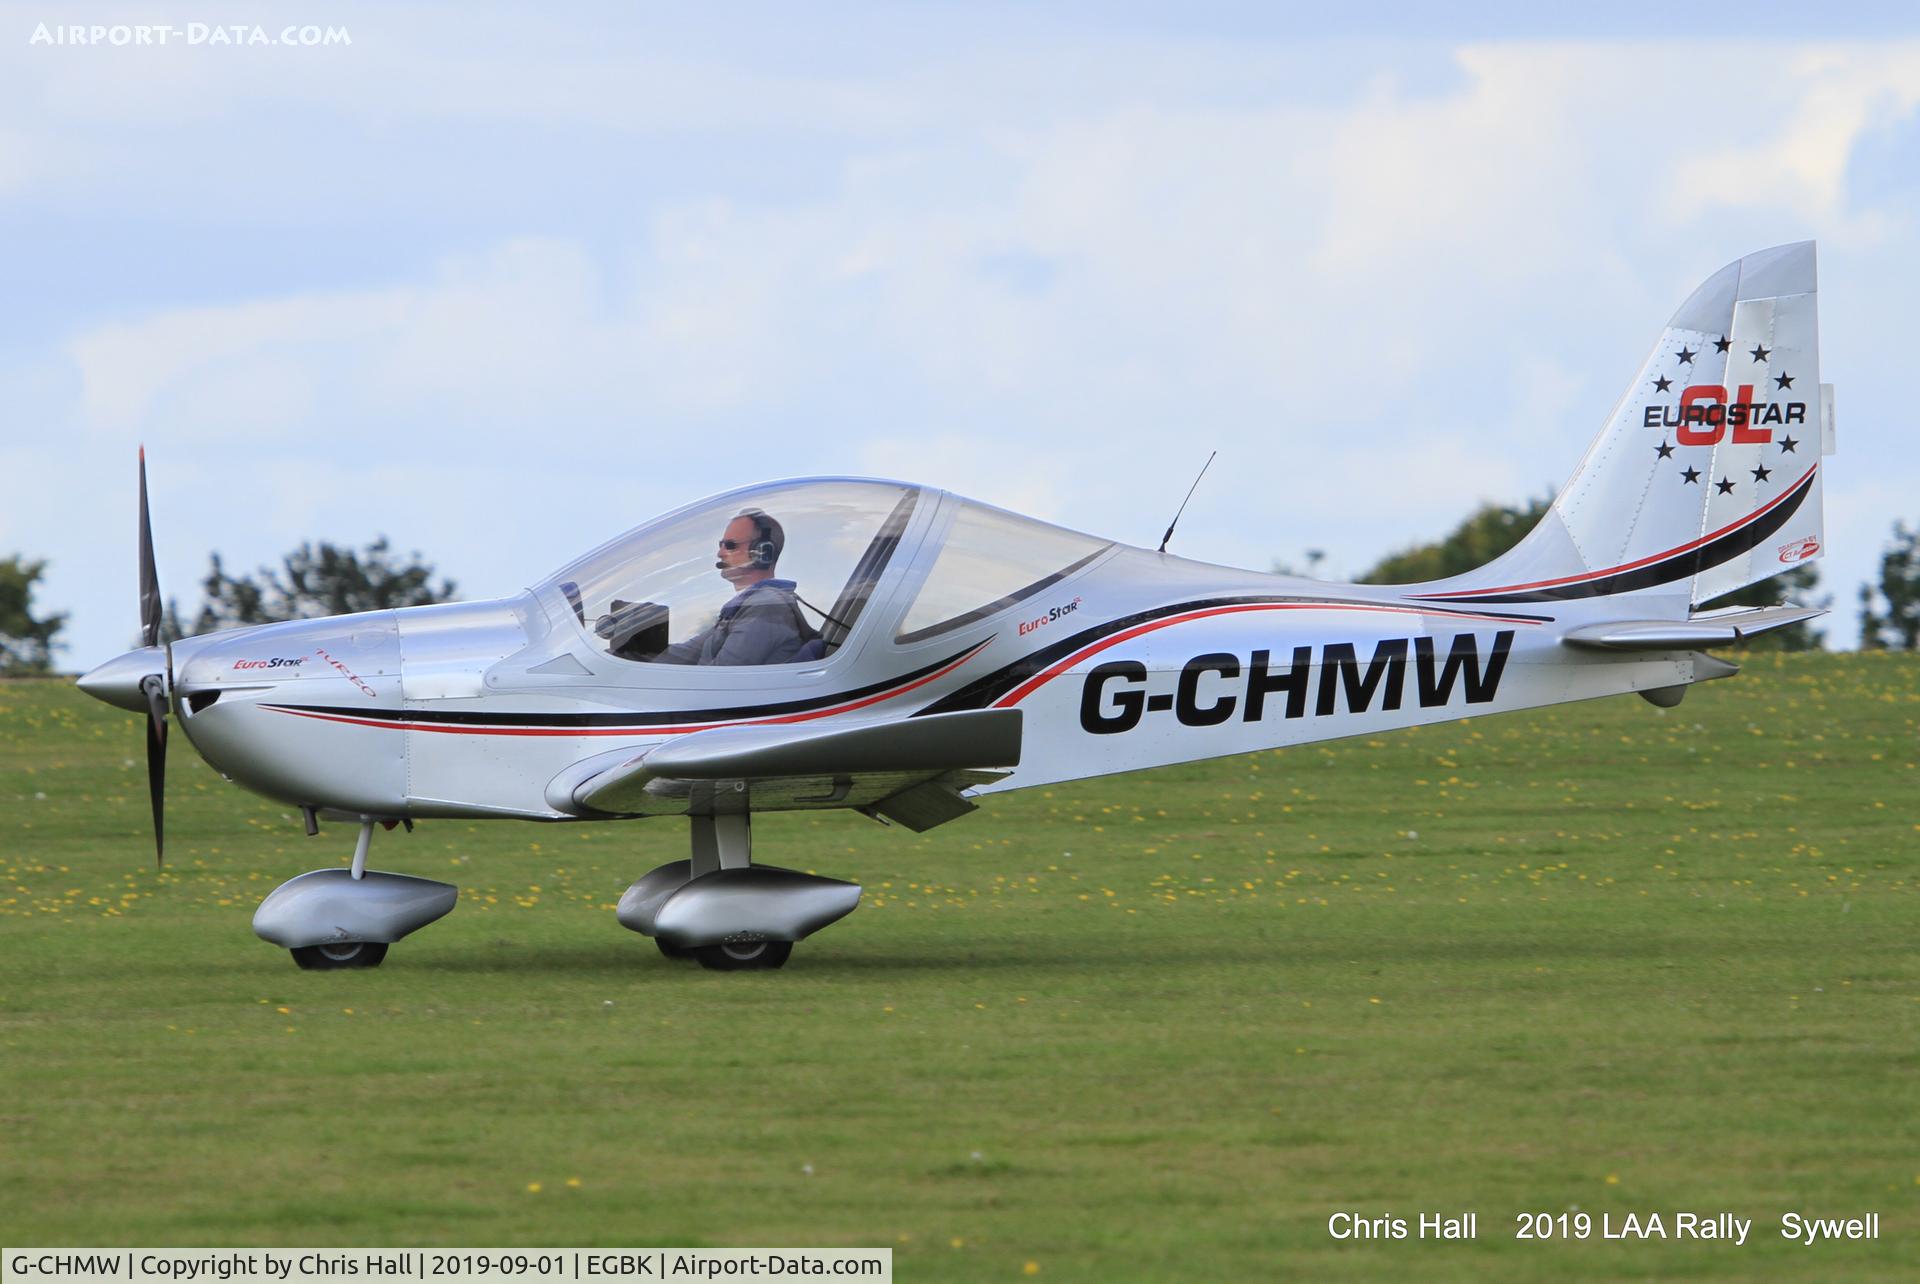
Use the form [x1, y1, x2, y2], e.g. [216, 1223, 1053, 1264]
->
[79, 243, 1834, 971]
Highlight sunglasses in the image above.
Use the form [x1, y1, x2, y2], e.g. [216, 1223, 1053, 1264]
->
[717, 539, 749, 551]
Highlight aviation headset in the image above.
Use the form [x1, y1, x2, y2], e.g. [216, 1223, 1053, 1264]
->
[723, 508, 784, 570]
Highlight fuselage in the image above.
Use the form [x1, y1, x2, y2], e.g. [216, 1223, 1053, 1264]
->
[158, 494, 1709, 825]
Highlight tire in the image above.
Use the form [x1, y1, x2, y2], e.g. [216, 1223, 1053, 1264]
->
[692, 940, 793, 972]
[655, 938, 695, 960]
[290, 941, 390, 971]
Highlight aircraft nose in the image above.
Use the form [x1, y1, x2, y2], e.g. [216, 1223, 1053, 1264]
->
[77, 646, 167, 713]
[169, 615, 406, 815]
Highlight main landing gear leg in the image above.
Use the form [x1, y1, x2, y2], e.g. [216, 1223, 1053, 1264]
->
[252, 816, 458, 970]
[682, 812, 789, 971]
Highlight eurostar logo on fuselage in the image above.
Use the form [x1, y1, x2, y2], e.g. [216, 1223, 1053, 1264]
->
[1079, 631, 1514, 734]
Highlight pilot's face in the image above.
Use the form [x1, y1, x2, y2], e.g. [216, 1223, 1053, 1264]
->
[717, 516, 761, 584]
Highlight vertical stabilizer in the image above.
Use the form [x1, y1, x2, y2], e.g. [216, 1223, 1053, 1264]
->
[1409, 243, 1828, 612]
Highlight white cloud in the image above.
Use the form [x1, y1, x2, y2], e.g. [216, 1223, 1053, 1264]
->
[1675, 47, 1920, 234]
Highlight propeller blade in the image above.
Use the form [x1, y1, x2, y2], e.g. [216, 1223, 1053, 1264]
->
[138, 447, 162, 648]
[141, 673, 167, 866]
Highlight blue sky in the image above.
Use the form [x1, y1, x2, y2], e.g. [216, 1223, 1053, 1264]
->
[5, 3, 1918, 665]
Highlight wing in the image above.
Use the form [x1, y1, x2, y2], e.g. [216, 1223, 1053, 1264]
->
[550, 708, 1023, 832]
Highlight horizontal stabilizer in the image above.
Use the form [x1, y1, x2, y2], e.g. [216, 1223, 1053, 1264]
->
[565, 709, 1022, 817]
[1561, 605, 1823, 652]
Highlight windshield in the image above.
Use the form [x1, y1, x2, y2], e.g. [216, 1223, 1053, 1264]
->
[544, 481, 919, 666]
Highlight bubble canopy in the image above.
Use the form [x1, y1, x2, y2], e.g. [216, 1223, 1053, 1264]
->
[540, 480, 922, 666]
[538, 479, 1117, 667]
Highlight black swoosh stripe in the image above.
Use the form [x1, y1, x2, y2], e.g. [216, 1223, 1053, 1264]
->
[265, 642, 982, 729]
[1419, 471, 1814, 604]
[914, 596, 1551, 716]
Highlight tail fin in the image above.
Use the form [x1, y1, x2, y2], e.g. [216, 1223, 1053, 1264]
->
[1413, 242, 1831, 611]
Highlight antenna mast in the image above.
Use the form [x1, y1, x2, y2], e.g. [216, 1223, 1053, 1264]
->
[1157, 451, 1217, 554]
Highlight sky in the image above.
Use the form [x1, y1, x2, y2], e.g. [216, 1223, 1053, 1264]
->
[4, 2, 1918, 669]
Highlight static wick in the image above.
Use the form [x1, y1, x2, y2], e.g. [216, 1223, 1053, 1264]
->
[1157, 451, 1218, 554]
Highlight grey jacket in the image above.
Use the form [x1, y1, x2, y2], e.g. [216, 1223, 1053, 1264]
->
[652, 579, 814, 666]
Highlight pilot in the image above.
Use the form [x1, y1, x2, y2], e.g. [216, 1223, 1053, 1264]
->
[650, 509, 818, 665]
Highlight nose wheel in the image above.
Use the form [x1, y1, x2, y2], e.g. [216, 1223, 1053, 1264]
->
[291, 941, 389, 970]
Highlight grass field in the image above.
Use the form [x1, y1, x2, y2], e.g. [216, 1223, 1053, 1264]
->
[2, 654, 1916, 1280]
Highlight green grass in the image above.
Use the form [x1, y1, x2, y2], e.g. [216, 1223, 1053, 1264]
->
[2, 654, 1916, 1280]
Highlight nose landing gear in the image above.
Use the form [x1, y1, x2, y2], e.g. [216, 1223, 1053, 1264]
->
[254, 818, 456, 970]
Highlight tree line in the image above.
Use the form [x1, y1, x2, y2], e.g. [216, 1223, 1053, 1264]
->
[161, 538, 457, 641]
[1, 540, 455, 675]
